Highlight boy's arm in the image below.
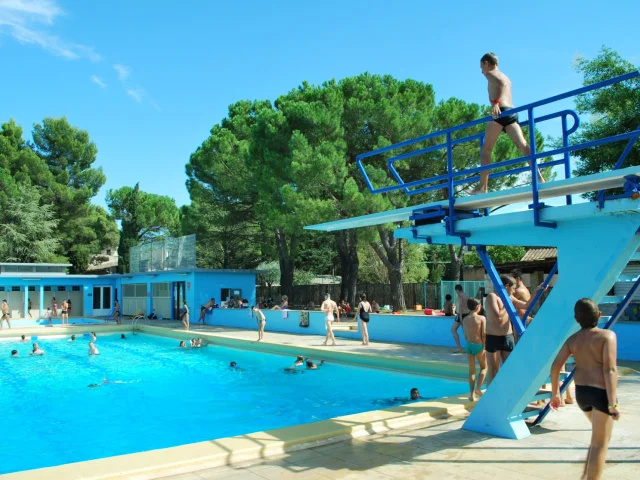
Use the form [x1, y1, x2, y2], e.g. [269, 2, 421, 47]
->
[551, 341, 572, 398]
[481, 317, 486, 345]
[603, 331, 619, 416]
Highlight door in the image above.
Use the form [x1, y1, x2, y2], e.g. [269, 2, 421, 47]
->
[92, 286, 112, 316]
[173, 281, 186, 320]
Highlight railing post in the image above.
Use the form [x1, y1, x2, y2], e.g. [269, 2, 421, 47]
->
[446, 132, 455, 236]
[528, 108, 556, 228]
[562, 114, 572, 205]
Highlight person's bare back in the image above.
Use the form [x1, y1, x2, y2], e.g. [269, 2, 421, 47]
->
[484, 292, 511, 336]
[513, 284, 531, 318]
[567, 328, 614, 389]
[462, 312, 485, 345]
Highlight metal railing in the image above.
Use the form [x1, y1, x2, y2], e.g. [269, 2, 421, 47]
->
[131, 314, 148, 330]
[356, 71, 640, 231]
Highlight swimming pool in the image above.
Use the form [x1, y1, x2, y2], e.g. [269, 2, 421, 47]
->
[8, 317, 104, 327]
[1, 333, 467, 474]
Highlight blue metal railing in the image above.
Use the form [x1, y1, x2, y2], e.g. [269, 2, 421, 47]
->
[356, 71, 640, 230]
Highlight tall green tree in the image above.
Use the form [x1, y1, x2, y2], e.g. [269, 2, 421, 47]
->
[0, 185, 59, 262]
[571, 47, 640, 197]
[106, 184, 181, 273]
[30, 117, 117, 271]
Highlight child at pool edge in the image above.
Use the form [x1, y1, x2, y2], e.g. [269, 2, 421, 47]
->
[252, 305, 266, 342]
[550, 298, 620, 480]
[462, 297, 487, 402]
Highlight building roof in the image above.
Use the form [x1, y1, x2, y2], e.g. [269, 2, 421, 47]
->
[521, 248, 557, 262]
[86, 255, 119, 272]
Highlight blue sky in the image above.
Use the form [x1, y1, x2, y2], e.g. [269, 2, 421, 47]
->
[1, 0, 639, 212]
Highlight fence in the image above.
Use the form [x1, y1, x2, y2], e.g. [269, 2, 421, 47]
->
[129, 234, 197, 273]
[256, 283, 442, 310]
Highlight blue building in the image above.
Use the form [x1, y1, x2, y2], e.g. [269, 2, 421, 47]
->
[0, 263, 257, 320]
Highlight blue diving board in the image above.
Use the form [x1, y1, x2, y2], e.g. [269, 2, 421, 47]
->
[305, 165, 640, 232]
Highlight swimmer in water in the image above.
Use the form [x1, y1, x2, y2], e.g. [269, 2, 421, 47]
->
[90, 332, 97, 342]
[306, 359, 325, 370]
[88, 342, 100, 355]
[20, 335, 29, 342]
[229, 361, 244, 371]
[11, 349, 18, 357]
[69, 334, 76, 342]
[30, 343, 45, 355]
[373, 388, 425, 407]
[293, 355, 304, 367]
[121, 334, 126, 339]
[179, 341, 188, 348]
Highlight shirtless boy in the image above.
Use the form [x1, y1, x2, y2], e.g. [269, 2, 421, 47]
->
[469, 52, 545, 195]
[551, 299, 620, 480]
[252, 305, 266, 341]
[462, 298, 487, 401]
[485, 275, 541, 385]
[1, 299, 11, 329]
[198, 298, 215, 324]
[321, 293, 339, 346]
[114, 300, 121, 325]
[451, 285, 470, 353]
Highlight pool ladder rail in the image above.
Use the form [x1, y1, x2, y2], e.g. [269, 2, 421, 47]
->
[132, 314, 150, 332]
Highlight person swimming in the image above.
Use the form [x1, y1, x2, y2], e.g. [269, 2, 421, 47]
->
[229, 361, 244, 371]
[11, 349, 18, 357]
[179, 341, 188, 348]
[305, 359, 325, 370]
[30, 343, 45, 355]
[20, 335, 29, 342]
[372, 388, 425, 407]
[121, 334, 126, 339]
[88, 342, 100, 355]
[69, 334, 76, 342]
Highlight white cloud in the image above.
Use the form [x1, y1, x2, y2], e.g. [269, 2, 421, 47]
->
[0, 0, 100, 61]
[126, 88, 144, 103]
[91, 75, 106, 88]
[114, 64, 131, 81]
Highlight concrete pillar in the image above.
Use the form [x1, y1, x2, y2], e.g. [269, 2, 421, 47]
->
[39, 285, 44, 317]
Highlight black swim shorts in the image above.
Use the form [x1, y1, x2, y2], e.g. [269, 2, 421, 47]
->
[576, 385, 615, 416]
[455, 312, 470, 323]
[485, 333, 515, 353]
[493, 106, 519, 129]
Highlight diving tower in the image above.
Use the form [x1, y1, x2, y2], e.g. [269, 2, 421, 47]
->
[305, 72, 640, 439]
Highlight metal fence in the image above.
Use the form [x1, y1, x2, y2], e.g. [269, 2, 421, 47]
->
[129, 234, 197, 273]
[256, 283, 442, 310]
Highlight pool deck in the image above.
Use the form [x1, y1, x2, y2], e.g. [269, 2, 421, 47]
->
[2, 320, 639, 480]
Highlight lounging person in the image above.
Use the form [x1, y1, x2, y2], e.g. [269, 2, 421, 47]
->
[443, 294, 455, 317]
[550, 298, 620, 480]
[462, 298, 487, 401]
[252, 305, 266, 342]
[451, 285, 470, 353]
[356, 293, 372, 346]
[321, 293, 339, 346]
[469, 52, 545, 195]
[31, 343, 45, 355]
[370, 300, 380, 314]
[88, 342, 100, 356]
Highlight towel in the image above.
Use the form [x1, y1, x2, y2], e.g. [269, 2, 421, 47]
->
[283, 310, 288, 319]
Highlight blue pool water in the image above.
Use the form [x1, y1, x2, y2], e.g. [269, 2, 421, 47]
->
[0, 333, 466, 474]
[10, 318, 103, 327]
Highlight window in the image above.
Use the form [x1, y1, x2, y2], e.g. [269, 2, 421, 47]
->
[12, 286, 20, 292]
[0, 287, 4, 291]
[135, 284, 146, 297]
[152, 283, 170, 297]
[221, 288, 242, 302]
[58, 286, 66, 292]
[44, 286, 51, 292]
[72, 286, 81, 292]
[28, 286, 36, 292]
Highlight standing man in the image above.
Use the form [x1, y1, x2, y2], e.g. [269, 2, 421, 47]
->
[469, 52, 545, 195]
[114, 300, 121, 325]
[550, 299, 620, 480]
[252, 305, 266, 342]
[485, 275, 542, 385]
[198, 298, 215, 325]
[1, 299, 10, 329]
[511, 270, 532, 325]
[451, 285, 470, 353]
[321, 293, 339, 346]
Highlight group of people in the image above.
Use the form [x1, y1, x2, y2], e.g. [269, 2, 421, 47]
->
[178, 337, 208, 348]
[447, 271, 620, 478]
[10, 332, 128, 357]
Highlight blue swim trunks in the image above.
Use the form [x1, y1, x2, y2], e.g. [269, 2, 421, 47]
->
[464, 342, 483, 356]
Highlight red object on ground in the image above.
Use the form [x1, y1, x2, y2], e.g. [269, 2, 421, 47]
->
[424, 308, 434, 315]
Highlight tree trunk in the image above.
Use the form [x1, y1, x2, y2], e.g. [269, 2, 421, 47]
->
[336, 229, 359, 306]
[370, 226, 406, 311]
[275, 229, 296, 303]
[446, 244, 464, 281]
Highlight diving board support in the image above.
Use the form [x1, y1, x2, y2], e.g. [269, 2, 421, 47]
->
[532, 273, 640, 426]
[522, 261, 558, 324]
[454, 200, 640, 439]
[475, 245, 525, 336]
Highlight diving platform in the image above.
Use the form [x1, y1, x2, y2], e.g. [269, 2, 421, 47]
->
[305, 165, 640, 232]
[304, 72, 640, 440]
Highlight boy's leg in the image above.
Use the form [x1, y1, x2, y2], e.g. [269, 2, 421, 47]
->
[586, 410, 614, 479]
[504, 123, 545, 183]
[475, 351, 487, 397]
[466, 354, 476, 401]
[469, 122, 503, 194]
[451, 320, 463, 352]
[486, 351, 500, 386]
